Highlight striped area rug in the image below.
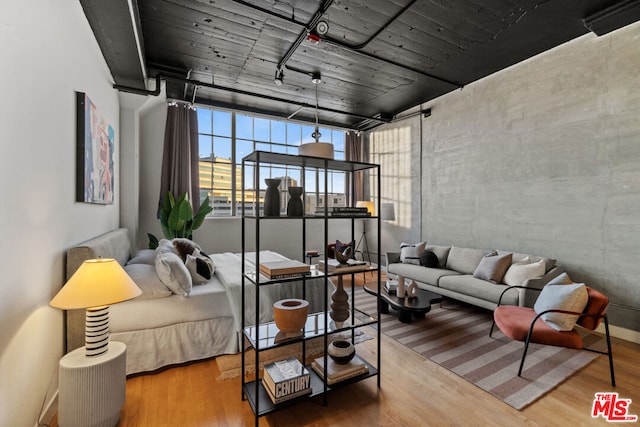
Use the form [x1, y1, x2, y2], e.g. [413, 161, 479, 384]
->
[353, 287, 604, 410]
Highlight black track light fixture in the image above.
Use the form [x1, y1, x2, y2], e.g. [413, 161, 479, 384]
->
[274, 68, 284, 86]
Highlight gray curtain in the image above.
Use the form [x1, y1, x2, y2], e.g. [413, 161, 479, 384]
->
[159, 102, 200, 214]
[345, 131, 364, 205]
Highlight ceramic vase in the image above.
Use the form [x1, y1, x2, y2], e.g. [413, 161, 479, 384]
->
[407, 280, 418, 298]
[264, 178, 281, 217]
[330, 277, 349, 328]
[286, 186, 304, 217]
[328, 340, 356, 364]
[273, 299, 309, 333]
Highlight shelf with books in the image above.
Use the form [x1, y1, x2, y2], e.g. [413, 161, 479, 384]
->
[240, 151, 382, 424]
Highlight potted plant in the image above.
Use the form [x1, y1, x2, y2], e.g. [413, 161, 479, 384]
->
[148, 191, 213, 249]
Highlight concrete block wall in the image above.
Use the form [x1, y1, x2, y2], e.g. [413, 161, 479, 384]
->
[370, 22, 640, 333]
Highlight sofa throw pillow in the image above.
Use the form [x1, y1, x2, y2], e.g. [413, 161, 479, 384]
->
[127, 249, 155, 265]
[445, 246, 486, 274]
[420, 250, 439, 268]
[124, 264, 172, 300]
[154, 251, 193, 296]
[425, 245, 451, 268]
[534, 282, 589, 331]
[498, 250, 557, 273]
[173, 238, 202, 261]
[547, 272, 573, 286]
[185, 249, 215, 285]
[473, 253, 513, 283]
[400, 241, 426, 265]
[154, 239, 176, 258]
[503, 259, 545, 286]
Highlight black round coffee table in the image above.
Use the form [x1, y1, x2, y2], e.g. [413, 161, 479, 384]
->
[363, 281, 443, 323]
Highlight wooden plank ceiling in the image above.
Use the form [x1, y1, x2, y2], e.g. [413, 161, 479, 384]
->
[81, 0, 639, 130]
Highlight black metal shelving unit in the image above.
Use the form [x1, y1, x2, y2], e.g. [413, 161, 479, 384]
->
[240, 151, 382, 425]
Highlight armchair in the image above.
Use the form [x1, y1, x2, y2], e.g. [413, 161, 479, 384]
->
[490, 284, 615, 386]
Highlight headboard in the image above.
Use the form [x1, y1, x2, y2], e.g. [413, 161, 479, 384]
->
[65, 228, 132, 352]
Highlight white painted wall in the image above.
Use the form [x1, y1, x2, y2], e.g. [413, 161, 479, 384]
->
[0, 1, 120, 425]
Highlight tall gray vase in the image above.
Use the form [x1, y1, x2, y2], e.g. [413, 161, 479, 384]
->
[264, 178, 281, 217]
[286, 186, 304, 217]
[330, 276, 349, 328]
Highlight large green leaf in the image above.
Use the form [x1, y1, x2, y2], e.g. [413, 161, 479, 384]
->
[192, 197, 213, 230]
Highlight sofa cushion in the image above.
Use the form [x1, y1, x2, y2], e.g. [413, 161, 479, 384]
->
[185, 249, 215, 285]
[439, 275, 519, 306]
[400, 241, 426, 265]
[473, 253, 512, 283]
[498, 250, 556, 273]
[124, 264, 172, 300]
[503, 259, 545, 286]
[172, 238, 201, 261]
[388, 262, 460, 286]
[534, 282, 588, 331]
[425, 245, 450, 268]
[420, 250, 439, 268]
[446, 246, 486, 274]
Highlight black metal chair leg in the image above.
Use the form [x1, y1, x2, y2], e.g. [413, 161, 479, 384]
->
[518, 337, 532, 376]
[604, 316, 616, 387]
[489, 320, 496, 338]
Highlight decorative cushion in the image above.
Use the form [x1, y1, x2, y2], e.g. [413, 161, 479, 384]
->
[425, 245, 450, 268]
[420, 250, 439, 268]
[498, 250, 557, 273]
[400, 241, 426, 265]
[534, 282, 589, 331]
[154, 252, 193, 295]
[503, 259, 545, 286]
[173, 238, 201, 261]
[127, 249, 155, 265]
[473, 253, 513, 283]
[154, 239, 176, 257]
[547, 272, 573, 286]
[185, 249, 216, 285]
[123, 264, 172, 300]
[445, 246, 485, 274]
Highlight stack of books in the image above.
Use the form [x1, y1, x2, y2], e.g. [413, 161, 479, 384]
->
[314, 207, 371, 217]
[311, 354, 369, 385]
[262, 357, 312, 404]
[318, 258, 368, 273]
[259, 260, 310, 279]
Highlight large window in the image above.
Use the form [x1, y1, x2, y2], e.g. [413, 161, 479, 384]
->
[197, 107, 347, 216]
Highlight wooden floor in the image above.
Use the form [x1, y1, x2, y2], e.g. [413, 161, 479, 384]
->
[50, 274, 640, 426]
[51, 328, 640, 426]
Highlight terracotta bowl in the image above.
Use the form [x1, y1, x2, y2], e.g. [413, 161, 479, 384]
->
[273, 299, 309, 333]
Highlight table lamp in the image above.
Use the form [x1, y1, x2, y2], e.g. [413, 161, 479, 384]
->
[51, 257, 141, 356]
[355, 201, 375, 265]
[50, 258, 141, 427]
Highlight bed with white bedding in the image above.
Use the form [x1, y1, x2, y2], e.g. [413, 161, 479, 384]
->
[65, 228, 331, 375]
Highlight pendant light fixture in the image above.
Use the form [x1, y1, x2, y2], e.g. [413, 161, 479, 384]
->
[298, 72, 334, 159]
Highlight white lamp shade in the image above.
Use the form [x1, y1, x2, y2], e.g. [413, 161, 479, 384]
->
[50, 258, 141, 309]
[356, 200, 375, 216]
[298, 142, 334, 159]
[380, 203, 396, 221]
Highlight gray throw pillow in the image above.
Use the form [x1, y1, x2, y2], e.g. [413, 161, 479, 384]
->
[154, 251, 193, 295]
[534, 282, 589, 331]
[185, 249, 216, 285]
[124, 264, 172, 300]
[446, 246, 486, 274]
[127, 249, 155, 265]
[473, 253, 512, 283]
[400, 241, 426, 265]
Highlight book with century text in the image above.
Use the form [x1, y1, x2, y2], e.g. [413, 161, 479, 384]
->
[262, 357, 311, 403]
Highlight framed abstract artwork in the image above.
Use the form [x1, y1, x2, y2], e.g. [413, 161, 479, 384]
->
[76, 92, 114, 204]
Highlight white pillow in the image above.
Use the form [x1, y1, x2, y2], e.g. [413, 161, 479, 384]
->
[123, 264, 172, 300]
[400, 241, 426, 265]
[127, 249, 155, 265]
[154, 251, 193, 295]
[185, 249, 215, 285]
[534, 282, 589, 331]
[503, 259, 545, 286]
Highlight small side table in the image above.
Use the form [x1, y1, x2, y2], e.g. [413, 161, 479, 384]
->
[58, 341, 127, 427]
[306, 252, 320, 264]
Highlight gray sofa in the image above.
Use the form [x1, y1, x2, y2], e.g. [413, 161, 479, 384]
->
[386, 244, 565, 311]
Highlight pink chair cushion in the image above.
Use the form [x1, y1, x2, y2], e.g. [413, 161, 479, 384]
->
[494, 306, 583, 349]
[578, 287, 608, 330]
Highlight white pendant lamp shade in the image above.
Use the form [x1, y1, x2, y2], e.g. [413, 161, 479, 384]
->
[299, 142, 334, 159]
